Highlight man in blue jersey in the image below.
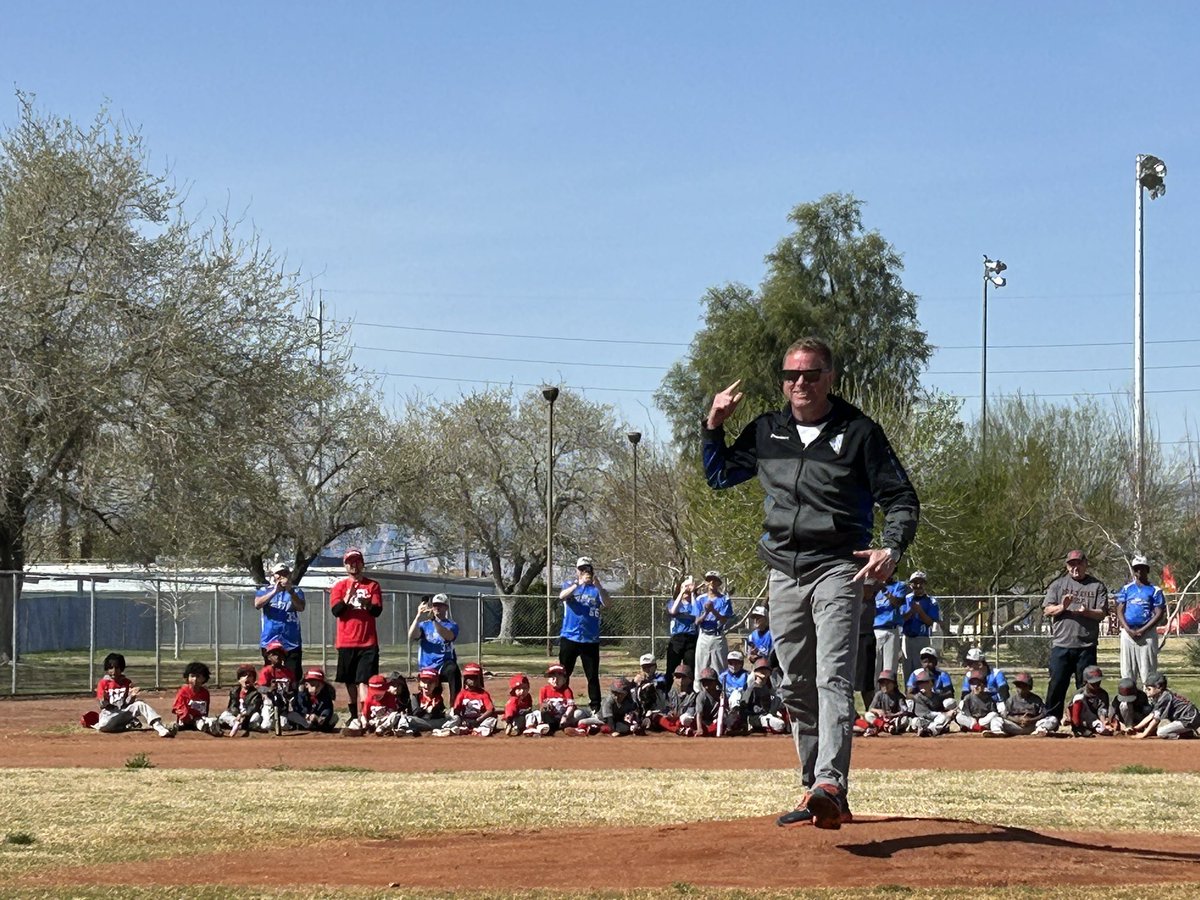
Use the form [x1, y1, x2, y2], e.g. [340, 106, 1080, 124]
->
[254, 562, 305, 682]
[559, 556, 609, 713]
[407, 593, 462, 702]
[1114, 555, 1165, 686]
[900, 572, 940, 679]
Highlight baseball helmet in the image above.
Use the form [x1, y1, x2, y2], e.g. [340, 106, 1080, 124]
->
[264, 640, 285, 654]
[417, 668, 440, 682]
[236, 663, 257, 679]
[545, 663, 565, 676]
[303, 668, 326, 683]
[462, 662, 483, 678]
[509, 673, 529, 694]
[698, 667, 719, 683]
[367, 674, 387, 689]
[1012, 671, 1033, 686]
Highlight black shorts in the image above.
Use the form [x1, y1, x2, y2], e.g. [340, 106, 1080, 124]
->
[336, 647, 379, 685]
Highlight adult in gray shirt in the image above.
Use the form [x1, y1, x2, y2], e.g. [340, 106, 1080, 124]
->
[1043, 549, 1109, 719]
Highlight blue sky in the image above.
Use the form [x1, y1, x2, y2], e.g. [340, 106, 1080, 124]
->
[5, 4, 1200, 447]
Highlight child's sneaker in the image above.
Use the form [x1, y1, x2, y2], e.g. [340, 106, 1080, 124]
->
[505, 723, 520, 737]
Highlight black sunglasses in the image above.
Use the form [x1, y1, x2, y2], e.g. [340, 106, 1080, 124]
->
[782, 368, 829, 384]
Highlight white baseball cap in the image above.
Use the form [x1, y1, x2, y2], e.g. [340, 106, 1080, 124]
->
[919, 646, 938, 659]
[271, 562, 291, 574]
[704, 570, 722, 580]
[431, 593, 449, 606]
[1131, 555, 1150, 569]
[639, 653, 655, 666]
[909, 570, 927, 581]
[575, 556, 593, 569]
[727, 650, 744, 661]
[750, 605, 768, 617]
[965, 647, 985, 662]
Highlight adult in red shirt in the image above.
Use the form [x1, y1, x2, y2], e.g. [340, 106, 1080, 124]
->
[329, 547, 383, 727]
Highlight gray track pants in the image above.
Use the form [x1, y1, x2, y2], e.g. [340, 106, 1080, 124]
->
[769, 561, 859, 794]
[1119, 630, 1159, 686]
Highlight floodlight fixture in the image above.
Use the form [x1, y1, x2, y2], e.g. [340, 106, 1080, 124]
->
[1138, 154, 1167, 199]
[990, 275, 1007, 288]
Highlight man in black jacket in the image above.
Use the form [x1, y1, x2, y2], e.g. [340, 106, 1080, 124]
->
[703, 336, 918, 830]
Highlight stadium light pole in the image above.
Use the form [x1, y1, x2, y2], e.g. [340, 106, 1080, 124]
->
[542, 386, 560, 654]
[627, 431, 641, 594]
[981, 256, 1007, 453]
[1134, 154, 1166, 545]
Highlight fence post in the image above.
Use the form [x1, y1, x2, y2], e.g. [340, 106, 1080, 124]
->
[993, 593, 1001, 670]
[404, 593, 412, 675]
[390, 592, 397, 648]
[154, 579, 162, 689]
[649, 594, 656, 659]
[545, 591, 552, 656]
[237, 595, 244, 650]
[11, 572, 18, 695]
[213, 585, 221, 686]
[321, 590, 327, 671]
[477, 593, 483, 666]
[88, 579, 96, 691]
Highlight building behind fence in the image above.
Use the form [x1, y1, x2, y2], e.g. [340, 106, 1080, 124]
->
[3, 568, 1198, 696]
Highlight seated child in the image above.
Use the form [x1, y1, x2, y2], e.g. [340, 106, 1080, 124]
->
[219, 663, 265, 735]
[536, 663, 582, 733]
[651, 664, 697, 733]
[504, 674, 543, 736]
[744, 658, 787, 734]
[1067, 665, 1113, 736]
[682, 667, 724, 737]
[1112, 677, 1152, 733]
[576, 677, 643, 736]
[718, 650, 750, 733]
[635, 653, 670, 693]
[93, 652, 174, 738]
[856, 669, 909, 736]
[955, 669, 1001, 733]
[1132, 672, 1200, 739]
[909, 669, 955, 736]
[354, 673, 400, 736]
[289, 667, 338, 732]
[257, 640, 298, 733]
[989, 671, 1058, 736]
[172, 661, 220, 736]
[436, 662, 497, 736]
[406, 668, 447, 734]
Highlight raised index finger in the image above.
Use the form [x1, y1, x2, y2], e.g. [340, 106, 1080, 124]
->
[723, 379, 742, 395]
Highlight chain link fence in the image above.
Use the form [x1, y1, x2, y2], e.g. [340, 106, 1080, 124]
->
[4, 572, 1199, 696]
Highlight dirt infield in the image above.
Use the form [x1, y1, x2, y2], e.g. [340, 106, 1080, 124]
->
[4, 693, 1199, 772]
[14, 816, 1200, 890]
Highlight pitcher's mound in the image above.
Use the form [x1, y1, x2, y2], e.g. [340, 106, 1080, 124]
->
[21, 816, 1200, 890]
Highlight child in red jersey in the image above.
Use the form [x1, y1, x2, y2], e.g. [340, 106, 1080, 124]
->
[435, 662, 497, 736]
[353, 673, 401, 736]
[537, 663, 581, 733]
[406, 668, 447, 735]
[329, 548, 384, 730]
[504, 673, 545, 736]
[93, 652, 174, 738]
[257, 640, 298, 733]
[220, 664, 266, 735]
[172, 661, 220, 736]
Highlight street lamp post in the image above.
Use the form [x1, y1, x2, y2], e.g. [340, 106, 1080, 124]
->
[627, 431, 641, 594]
[981, 256, 1007, 452]
[1134, 154, 1166, 544]
[542, 386, 560, 654]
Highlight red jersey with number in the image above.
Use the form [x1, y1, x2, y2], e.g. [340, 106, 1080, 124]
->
[97, 673, 134, 709]
[504, 693, 533, 719]
[329, 576, 383, 648]
[172, 684, 211, 723]
[257, 664, 296, 695]
[362, 688, 398, 725]
[539, 683, 574, 716]
[452, 687, 495, 720]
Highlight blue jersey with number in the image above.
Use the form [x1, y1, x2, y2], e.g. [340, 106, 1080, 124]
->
[257, 585, 304, 650]
[417, 618, 460, 670]
[561, 581, 603, 643]
[719, 669, 749, 695]
[667, 598, 698, 635]
[746, 628, 773, 658]
[905, 666, 953, 695]
[1115, 581, 1164, 628]
[696, 593, 732, 634]
[873, 583, 905, 630]
[901, 594, 940, 638]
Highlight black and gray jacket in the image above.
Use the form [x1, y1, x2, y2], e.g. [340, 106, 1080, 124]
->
[702, 396, 919, 575]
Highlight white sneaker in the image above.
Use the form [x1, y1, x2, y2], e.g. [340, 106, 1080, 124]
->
[431, 728, 452, 737]
[537, 723, 551, 736]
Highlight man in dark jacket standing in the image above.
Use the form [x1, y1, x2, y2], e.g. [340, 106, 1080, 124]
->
[702, 337, 919, 830]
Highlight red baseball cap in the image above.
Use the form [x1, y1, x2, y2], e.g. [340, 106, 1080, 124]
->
[1065, 550, 1087, 563]
[343, 548, 364, 563]
[303, 668, 325, 683]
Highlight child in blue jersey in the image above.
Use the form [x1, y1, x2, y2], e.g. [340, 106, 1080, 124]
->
[558, 556, 608, 713]
[959, 648, 1009, 710]
[744, 606, 773, 665]
[718, 650, 749, 734]
[905, 647, 954, 700]
[665, 577, 699, 682]
[408, 593, 461, 701]
[1115, 557, 1166, 686]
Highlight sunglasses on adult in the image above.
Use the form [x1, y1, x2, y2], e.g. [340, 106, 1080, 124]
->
[782, 368, 830, 384]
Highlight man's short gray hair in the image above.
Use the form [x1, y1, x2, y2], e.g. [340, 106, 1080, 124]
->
[783, 337, 834, 371]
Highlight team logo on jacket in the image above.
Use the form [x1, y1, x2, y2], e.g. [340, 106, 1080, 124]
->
[830, 432, 845, 454]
